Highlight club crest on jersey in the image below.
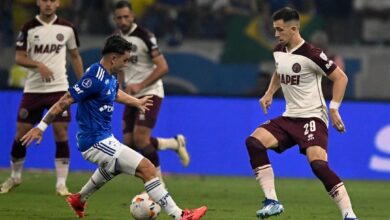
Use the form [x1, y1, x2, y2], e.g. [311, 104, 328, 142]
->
[292, 63, 301, 73]
[56, 33, 64, 42]
[131, 44, 137, 52]
[81, 78, 92, 88]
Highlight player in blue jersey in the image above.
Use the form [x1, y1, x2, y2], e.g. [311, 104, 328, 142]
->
[20, 35, 207, 220]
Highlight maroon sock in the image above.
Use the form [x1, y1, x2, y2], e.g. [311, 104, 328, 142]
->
[11, 140, 26, 159]
[310, 160, 342, 192]
[150, 137, 159, 150]
[55, 141, 70, 158]
[139, 144, 160, 167]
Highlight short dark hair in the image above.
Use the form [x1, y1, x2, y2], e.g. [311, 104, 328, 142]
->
[102, 35, 132, 56]
[114, 0, 132, 11]
[272, 7, 300, 22]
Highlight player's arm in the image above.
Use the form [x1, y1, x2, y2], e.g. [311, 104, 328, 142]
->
[20, 92, 75, 146]
[68, 48, 84, 79]
[15, 50, 54, 82]
[125, 53, 168, 94]
[259, 71, 281, 114]
[327, 67, 348, 133]
[116, 89, 153, 114]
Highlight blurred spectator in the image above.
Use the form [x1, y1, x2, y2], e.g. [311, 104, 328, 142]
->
[354, 0, 390, 44]
[72, 0, 112, 34]
[142, 0, 194, 45]
[0, 0, 13, 46]
[310, 30, 345, 100]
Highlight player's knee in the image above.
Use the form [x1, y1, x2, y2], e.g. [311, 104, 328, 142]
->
[133, 135, 149, 148]
[52, 127, 68, 141]
[245, 136, 270, 169]
[246, 136, 266, 153]
[136, 158, 157, 182]
[136, 143, 159, 167]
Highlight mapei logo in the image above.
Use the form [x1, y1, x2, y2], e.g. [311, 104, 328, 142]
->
[99, 105, 114, 112]
[369, 125, 390, 172]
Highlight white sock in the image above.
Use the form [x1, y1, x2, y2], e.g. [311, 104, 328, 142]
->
[79, 168, 114, 202]
[155, 166, 166, 188]
[55, 158, 69, 187]
[254, 165, 278, 201]
[144, 177, 182, 219]
[10, 158, 25, 180]
[157, 137, 179, 150]
[329, 183, 357, 218]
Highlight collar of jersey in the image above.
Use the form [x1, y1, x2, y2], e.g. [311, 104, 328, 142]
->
[285, 40, 305, 54]
[121, 23, 138, 36]
[36, 15, 58, 26]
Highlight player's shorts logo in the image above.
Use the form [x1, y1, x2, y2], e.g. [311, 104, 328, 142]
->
[19, 108, 29, 119]
[56, 33, 64, 42]
[292, 63, 301, 73]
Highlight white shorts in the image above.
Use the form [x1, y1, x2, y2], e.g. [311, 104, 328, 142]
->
[82, 136, 144, 175]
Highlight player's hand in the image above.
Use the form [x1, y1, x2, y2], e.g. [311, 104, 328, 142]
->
[329, 109, 346, 133]
[37, 63, 55, 82]
[137, 95, 153, 114]
[259, 94, 273, 115]
[125, 83, 143, 95]
[20, 127, 44, 147]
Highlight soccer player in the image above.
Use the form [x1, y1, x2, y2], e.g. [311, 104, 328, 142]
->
[112, 1, 190, 186]
[20, 35, 207, 220]
[245, 7, 358, 220]
[0, 0, 84, 196]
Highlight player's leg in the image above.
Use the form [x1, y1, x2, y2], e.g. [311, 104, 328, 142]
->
[133, 125, 166, 186]
[147, 96, 190, 166]
[306, 147, 358, 220]
[246, 126, 284, 219]
[52, 122, 71, 196]
[151, 134, 190, 167]
[0, 122, 33, 193]
[119, 147, 207, 220]
[122, 106, 165, 187]
[1, 93, 43, 193]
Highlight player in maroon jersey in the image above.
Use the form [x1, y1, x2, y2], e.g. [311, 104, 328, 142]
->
[245, 7, 358, 220]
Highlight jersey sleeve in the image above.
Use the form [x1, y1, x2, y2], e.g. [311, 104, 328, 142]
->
[68, 73, 104, 102]
[66, 26, 80, 50]
[15, 24, 29, 51]
[144, 32, 161, 58]
[310, 48, 337, 76]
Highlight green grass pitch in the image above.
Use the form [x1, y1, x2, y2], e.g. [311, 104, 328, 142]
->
[0, 170, 388, 220]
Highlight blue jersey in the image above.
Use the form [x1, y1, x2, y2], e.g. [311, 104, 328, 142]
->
[68, 63, 118, 151]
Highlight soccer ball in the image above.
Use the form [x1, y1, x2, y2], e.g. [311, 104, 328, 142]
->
[130, 192, 161, 220]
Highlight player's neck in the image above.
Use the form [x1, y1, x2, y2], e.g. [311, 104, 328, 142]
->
[38, 13, 56, 24]
[286, 35, 304, 52]
[100, 59, 113, 75]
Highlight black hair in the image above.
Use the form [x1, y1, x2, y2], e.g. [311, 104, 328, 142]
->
[101, 35, 132, 56]
[272, 7, 300, 22]
[114, 0, 132, 11]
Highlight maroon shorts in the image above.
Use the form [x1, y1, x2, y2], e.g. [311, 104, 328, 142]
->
[260, 116, 328, 154]
[17, 92, 71, 124]
[122, 95, 162, 133]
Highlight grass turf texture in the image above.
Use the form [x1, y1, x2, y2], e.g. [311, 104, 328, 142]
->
[0, 170, 388, 220]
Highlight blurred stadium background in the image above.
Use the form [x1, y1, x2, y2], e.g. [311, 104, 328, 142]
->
[0, 0, 389, 219]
